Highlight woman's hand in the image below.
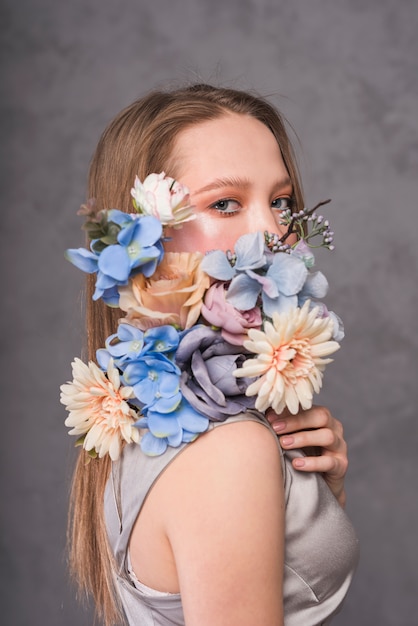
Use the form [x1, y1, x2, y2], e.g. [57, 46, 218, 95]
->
[266, 406, 348, 508]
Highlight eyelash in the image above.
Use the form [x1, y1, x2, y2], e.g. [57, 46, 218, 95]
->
[271, 197, 294, 212]
[209, 198, 241, 216]
[209, 196, 294, 216]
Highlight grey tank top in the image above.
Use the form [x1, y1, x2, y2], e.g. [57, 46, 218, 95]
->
[104, 413, 359, 625]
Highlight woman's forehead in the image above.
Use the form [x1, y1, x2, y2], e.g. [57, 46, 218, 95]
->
[171, 113, 287, 185]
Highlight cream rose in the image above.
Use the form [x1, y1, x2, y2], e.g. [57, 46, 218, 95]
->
[119, 252, 210, 330]
[130, 173, 195, 227]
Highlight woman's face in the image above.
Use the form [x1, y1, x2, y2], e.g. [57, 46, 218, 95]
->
[164, 113, 294, 253]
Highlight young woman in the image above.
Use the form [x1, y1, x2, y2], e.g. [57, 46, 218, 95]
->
[67, 84, 358, 625]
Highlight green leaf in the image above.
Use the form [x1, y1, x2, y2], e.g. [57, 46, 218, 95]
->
[83, 228, 105, 240]
[101, 234, 118, 245]
[75, 435, 86, 447]
[107, 223, 122, 237]
[91, 240, 107, 253]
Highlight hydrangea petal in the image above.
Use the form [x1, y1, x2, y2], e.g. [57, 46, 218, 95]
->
[140, 431, 168, 456]
[132, 378, 157, 405]
[329, 311, 345, 341]
[181, 430, 199, 443]
[107, 341, 137, 358]
[151, 394, 182, 413]
[65, 248, 98, 273]
[96, 348, 111, 370]
[226, 273, 261, 310]
[138, 251, 164, 277]
[234, 232, 266, 270]
[200, 250, 235, 281]
[158, 373, 181, 397]
[144, 325, 180, 353]
[301, 271, 329, 299]
[262, 292, 297, 317]
[107, 209, 132, 226]
[245, 269, 279, 298]
[101, 286, 120, 306]
[167, 430, 183, 447]
[177, 403, 209, 433]
[95, 271, 120, 291]
[134, 215, 163, 247]
[98, 245, 131, 281]
[123, 361, 149, 385]
[118, 324, 144, 343]
[267, 254, 308, 296]
[116, 219, 138, 246]
[147, 412, 180, 437]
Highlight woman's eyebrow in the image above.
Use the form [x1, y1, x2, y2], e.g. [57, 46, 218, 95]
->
[194, 177, 251, 196]
[272, 176, 293, 192]
[194, 175, 293, 196]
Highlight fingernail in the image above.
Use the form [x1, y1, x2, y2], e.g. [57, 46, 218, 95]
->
[281, 436, 294, 446]
[293, 458, 305, 468]
[273, 420, 286, 432]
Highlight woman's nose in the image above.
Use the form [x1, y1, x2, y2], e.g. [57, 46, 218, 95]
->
[253, 203, 284, 237]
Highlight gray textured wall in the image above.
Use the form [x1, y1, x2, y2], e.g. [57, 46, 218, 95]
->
[2, 0, 417, 624]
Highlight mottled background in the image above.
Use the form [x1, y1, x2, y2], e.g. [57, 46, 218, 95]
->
[1, 0, 417, 624]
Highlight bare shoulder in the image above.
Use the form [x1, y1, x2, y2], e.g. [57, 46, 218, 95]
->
[159, 419, 283, 503]
[158, 420, 285, 625]
[180, 418, 281, 470]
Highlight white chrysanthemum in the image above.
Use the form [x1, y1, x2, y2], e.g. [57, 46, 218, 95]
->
[234, 300, 340, 415]
[60, 358, 139, 461]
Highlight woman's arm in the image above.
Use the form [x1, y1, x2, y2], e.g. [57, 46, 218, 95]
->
[159, 420, 285, 626]
[267, 406, 348, 507]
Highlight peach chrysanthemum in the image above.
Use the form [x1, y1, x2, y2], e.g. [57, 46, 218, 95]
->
[234, 300, 340, 415]
[60, 358, 139, 461]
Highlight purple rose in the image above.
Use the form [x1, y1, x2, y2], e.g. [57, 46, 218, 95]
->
[175, 325, 256, 421]
[201, 282, 262, 346]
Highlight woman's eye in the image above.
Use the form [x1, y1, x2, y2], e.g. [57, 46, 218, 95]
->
[209, 198, 241, 215]
[271, 197, 293, 211]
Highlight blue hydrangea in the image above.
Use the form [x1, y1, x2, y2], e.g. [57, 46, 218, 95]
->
[65, 211, 164, 304]
[101, 324, 145, 366]
[136, 399, 209, 456]
[142, 325, 180, 356]
[96, 324, 180, 371]
[201, 231, 308, 317]
[123, 354, 182, 413]
[95, 322, 209, 456]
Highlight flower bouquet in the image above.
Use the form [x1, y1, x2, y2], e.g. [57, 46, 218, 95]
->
[61, 173, 342, 460]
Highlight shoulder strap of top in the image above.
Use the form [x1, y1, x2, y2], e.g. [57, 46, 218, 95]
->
[104, 411, 284, 573]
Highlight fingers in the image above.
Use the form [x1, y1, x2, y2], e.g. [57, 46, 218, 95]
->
[279, 426, 345, 453]
[287, 446, 348, 507]
[266, 405, 349, 505]
[268, 407, 345, 451]
[288, 449, 348, 479]
[267, 405, 340, 435]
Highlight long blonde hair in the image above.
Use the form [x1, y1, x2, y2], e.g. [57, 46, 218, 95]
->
[68, 83, 304, 625]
